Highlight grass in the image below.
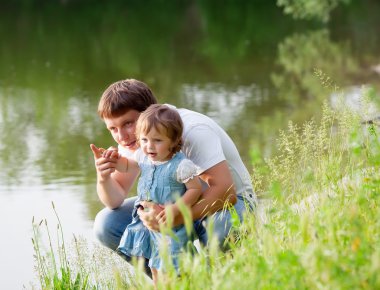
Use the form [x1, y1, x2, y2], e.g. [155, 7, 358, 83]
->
[32, 87, 380, 289]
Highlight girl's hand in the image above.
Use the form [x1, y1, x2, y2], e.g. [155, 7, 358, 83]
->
[101, 147, 129, 173]
[157, 204, 179, 226]
[137, 201, 164, 231]
[102, 146, 120, 159]
[90, 144, 119, 181]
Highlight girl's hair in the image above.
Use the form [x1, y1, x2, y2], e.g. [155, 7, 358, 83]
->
[98, 79, 158, 119]
[136, 104, 183, 153]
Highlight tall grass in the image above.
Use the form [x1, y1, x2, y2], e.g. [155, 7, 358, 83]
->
[31, 202, 138, 289]
[32, 87, 379, 289]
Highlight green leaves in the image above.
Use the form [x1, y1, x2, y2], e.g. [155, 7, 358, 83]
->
[277, 0, 351, 22]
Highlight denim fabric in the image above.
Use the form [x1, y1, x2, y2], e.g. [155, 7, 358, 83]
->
[118, 153, 196, 270]
[196, 195, 250, 248]
[94, 195, 252, 251]
[137, 152, 186, 204]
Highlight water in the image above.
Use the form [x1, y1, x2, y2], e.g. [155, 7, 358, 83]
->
[0, 1, 379, 288]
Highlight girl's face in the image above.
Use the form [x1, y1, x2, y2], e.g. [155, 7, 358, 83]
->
[139, 126, 176, 162]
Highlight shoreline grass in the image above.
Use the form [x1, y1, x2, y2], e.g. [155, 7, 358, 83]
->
[31, 87, 379, 289]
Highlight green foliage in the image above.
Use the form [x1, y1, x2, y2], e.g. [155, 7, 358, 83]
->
[32, 202, 136, 289]
[32, 203, 92, 289]
[277, 0, 351, 22]
[32, 86, 380, 289]
[161, 86, 379, 289]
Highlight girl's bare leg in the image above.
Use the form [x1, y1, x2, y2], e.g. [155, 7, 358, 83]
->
[151, 268, 158, 287]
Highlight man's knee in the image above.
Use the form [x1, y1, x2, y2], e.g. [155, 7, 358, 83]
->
[93, 201, 135, 250]
[93, 208, 122, 250]
[93, 209, 111, 247]
[203, 209, 237, 249]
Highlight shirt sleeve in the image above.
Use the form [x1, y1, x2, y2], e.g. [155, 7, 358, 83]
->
[134, 148, 145, 164]
[182, 125, 226, 174]
[176, 159, 200, 183]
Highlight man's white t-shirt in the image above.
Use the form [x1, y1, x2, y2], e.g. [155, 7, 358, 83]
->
[119, 105, 257, 207]
[173, 106, 256, 206]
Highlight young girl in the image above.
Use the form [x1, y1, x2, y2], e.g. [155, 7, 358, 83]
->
[103, 104, 202, 284]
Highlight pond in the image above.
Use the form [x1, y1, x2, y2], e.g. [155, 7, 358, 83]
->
[0, 1, 379, 288]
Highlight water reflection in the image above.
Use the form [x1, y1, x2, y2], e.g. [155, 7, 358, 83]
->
[0, 87, 101, 186]
[271, 29, 358, 103]
[330, 85, 379, 117]
[0, 0, 380, 288]
[182, 83, 267, 128]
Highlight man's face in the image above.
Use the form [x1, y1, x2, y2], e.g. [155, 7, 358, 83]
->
[104, 110, 141, 152]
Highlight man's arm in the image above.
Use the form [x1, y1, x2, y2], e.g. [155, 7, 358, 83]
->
[175, 160, 236, 225]
[90, 144, 140, 209]
[191, 160, 236, 218]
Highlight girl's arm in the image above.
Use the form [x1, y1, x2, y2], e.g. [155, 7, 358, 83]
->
[180, 177, 203, 208]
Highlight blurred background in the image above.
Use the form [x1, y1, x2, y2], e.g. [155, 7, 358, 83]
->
[0, 0, 379, 288]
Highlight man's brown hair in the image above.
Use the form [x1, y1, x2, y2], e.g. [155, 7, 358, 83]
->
[98, 79, 158, 119]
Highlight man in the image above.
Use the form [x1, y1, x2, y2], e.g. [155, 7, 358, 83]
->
[91, 79, 256, 253]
